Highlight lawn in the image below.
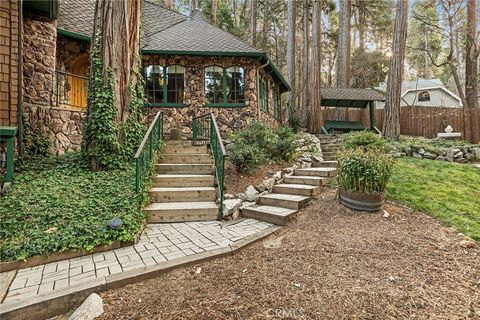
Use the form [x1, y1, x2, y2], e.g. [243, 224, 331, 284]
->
[387, 157, 480, 241]
[0, 153, 144, 262]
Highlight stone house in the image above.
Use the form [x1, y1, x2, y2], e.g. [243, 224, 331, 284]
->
[3, 0, 290, 156]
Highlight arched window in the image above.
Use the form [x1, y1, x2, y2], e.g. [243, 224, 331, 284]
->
[205, 66, 245, 106]
[418, 91, 430, 102]
[144, 64, 185, 106]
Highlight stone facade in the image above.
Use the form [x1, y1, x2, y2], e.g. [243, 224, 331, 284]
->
[0, 0, 19, 127]
[142, 54, 282, 135]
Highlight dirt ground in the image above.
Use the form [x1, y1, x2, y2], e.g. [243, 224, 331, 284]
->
[98, 188, 479, 320]
[223, 161, 288, 195]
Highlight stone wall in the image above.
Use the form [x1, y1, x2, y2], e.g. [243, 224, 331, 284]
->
[55, 35, 90, 73]
[0, 0, 19, 127]
[142, 55, 282, 135]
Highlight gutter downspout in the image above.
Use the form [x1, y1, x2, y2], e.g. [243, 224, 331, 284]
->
[17, 0, 24, 156]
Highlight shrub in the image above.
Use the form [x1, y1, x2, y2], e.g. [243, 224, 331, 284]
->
[337, 149, 394, 194]
[227, 122, 299, 173]
[344, 130, 386, 151]
[288, 115, 302, 133]
[228, 143, 266, 173]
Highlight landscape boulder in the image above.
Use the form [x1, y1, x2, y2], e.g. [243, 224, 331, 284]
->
[244, 185, 260, 202]
[69, 293, 103, 320]
[222, 199, 243, 218]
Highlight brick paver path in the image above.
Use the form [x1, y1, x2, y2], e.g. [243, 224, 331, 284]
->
[3, 219, 273, 304]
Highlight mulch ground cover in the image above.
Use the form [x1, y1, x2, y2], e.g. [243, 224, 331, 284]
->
[97, 188, 480, 320]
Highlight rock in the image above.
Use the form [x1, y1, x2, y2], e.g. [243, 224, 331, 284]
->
[222, 199, 242, 218]
[273, 171, 282, 181]
[235, 193, 246, 200]
[312, 155, 323, 162]
[404, 146, 412, 156]
[282, 167, 294, 175]
[300, 157, 312, 163]
[224, 193, 234, 200]
[435, 155, 445, 161]
[382, 210, 390, 218]
[473, 147, 480, 160]
[418, 148, 425, 155]
[69, 293, 103, 320]
[263, 178, 275, 192]
[452, 148, 461, 154]
[454, 151, 463, 158]
[392, 152, 406, 158]
[244, 185, 259, 202]
[446, 149, 455, 157]
[412, 152, 422, 159]
[459, 240, 476, 249]
[445, 155, 454, 162]
[423, 152, 436, 160]
[267, 170, 276, 177]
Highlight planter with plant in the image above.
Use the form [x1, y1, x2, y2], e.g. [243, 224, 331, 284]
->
[336, 149, 394, 212]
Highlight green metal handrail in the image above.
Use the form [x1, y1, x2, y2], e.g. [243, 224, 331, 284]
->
[192, 113, 226, 219]
[134, 111, 163, 194]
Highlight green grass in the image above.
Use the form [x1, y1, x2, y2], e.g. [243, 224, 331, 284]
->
[0, 153, 144, 262]
[387, 157, 480, 241]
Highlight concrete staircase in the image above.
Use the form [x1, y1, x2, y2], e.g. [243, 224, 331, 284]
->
[318, 135, 344, 161]
[241, 163, 337, 226]
[144, 140, 218, 223]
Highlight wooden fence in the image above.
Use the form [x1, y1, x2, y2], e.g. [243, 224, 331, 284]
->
[322, 106, 480, 144]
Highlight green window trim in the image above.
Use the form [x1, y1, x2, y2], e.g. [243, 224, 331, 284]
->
[205, 66, 245, 107]
[144, 103, 188, 108]
[260, 77, 268, 113]
[273, 89, 280, 119]
[144, 64, 186, 106]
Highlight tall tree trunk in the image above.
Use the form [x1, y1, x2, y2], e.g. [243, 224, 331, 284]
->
[86, 0, 143, 170]
[301, 0, 310, 126]
[308, 0, 323, 134]
[286, 0, 296, 120]
[465, 0, 478, 109]
[335, 0, 351, 120]
[93, 0, 142, 125]
[250, 0, 257, 47]
[211, 0, 217, 24]
[383, 0, 408, 139]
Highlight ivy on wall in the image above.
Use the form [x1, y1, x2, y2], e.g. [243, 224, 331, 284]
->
[83, 35, 146, 170]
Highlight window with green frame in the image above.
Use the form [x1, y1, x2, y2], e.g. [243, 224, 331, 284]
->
[144, 64, 186, 106]
[205, 66, 245, 107]
[273, 89, 280, 119]
[259, 77, 268, 112]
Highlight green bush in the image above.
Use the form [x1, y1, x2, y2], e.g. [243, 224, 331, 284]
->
[343, 130, 386, 151]
[337, 149, 394, 194]
[288, 115, 302, 133]
[228, 122, 298, 173]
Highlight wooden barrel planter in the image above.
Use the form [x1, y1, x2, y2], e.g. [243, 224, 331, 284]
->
[339, 188, 385, 212]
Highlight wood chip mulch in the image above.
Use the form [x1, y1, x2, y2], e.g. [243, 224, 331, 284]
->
[98, 188, 480, 320]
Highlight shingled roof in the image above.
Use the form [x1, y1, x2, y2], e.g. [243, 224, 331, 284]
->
[321, 88, 385, 108]
[56, 0, 289, 91]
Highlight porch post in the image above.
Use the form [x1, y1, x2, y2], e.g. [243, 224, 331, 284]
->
[369, 101, 375, 130]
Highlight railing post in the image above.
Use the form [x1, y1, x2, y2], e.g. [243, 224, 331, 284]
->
[135, 158, 140, 193]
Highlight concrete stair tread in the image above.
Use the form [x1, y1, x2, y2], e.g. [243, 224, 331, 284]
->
[275, 183, 317, 190]
[244, 205, 297, 216]
[155, 174, 213, 178]
[260, 193, 309, 201]
[156, 163, 212, 166]
[150, 186, 215, 192]
[145, 201, 218, 210]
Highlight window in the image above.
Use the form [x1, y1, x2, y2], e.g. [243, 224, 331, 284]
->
[144, 64, 185, 106]
[418, 91, 430, 102]
[205, 66, 245, 106]
[259, 77, 268, 112]
[273, 89, 280, 119]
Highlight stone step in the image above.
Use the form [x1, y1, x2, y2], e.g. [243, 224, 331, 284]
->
[312, 161, 338, 168]
[321, 145, 343, 151]
[164, 145, 208, 154]
[160, 154, 212, 164]
[241, 205, 297, 226]
[258, 193, 310, 210]
[148, 187, 216, 202]
[272, 183, 321, 196]
[283, 175, 329, 186]
[153, 174, 214, 187]
[165, 140, 194, 146]
[145, 201, 218, 223]
[294, 167, 337, 177]
[156, 163, 213, 175]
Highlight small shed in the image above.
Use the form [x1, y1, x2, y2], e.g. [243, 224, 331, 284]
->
[320, 88, 385, 134]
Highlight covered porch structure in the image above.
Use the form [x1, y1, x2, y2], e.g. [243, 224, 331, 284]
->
[320, 88, 385, 134]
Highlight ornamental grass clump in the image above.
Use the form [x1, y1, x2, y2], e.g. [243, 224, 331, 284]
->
[337, 149, 394, 195]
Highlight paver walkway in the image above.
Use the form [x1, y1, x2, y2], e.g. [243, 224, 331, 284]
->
[2, 219, 273, 304]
